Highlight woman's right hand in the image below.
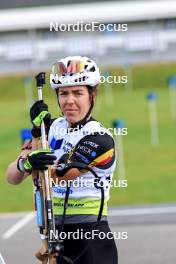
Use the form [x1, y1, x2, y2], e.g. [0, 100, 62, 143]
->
[30, 100, 51, 127]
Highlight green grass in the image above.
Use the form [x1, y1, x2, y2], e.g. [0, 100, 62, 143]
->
[96, 88, 176, 206]
[0, 62, 176, 212]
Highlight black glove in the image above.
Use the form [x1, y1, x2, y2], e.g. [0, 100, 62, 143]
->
[30, 100, 51, 128]
[30, 100, 51, 138]
[23, 149, 56, 172]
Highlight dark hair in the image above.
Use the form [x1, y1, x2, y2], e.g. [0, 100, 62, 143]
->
[87, 85, 98, 94]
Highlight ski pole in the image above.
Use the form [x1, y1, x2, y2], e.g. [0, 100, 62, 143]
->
[35, 73, 61, 263]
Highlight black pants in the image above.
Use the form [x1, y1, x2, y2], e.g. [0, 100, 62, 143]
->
[56, 221, 118, 264]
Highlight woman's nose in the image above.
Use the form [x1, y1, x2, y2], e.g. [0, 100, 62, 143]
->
[66, 94, 75, 104]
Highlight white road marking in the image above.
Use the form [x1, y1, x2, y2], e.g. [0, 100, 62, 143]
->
[0, 253, 6, 264]
[0, 212, 32, 219]
[2, 212, 35, 240]
[109, 206, 176, 216]
[0, 204, 176, 240]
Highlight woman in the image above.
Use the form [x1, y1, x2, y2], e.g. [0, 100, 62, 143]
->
[6, 56, 118, 264]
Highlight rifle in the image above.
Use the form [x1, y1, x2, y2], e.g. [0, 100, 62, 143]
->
[32, 72, 62, 264]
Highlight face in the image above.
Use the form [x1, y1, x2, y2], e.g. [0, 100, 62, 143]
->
[57, 85, 95, 124]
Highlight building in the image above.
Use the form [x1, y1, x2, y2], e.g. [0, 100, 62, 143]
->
[0, 0, 176, 74]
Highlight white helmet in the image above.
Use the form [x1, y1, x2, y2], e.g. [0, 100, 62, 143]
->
[50, 56, 100, 89]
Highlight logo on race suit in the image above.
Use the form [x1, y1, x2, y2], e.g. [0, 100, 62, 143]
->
[83, 141, 99, 148]
[63, 141, 74, 153]
[52, 186, 73, 196]
[50, 137, 64, 150]
[77, 145, 92, 154]
[91, 151, 97, 157]
[74, 151, 90, 164]
[53, 202, 84, 207]
[77, 145, 97, 159]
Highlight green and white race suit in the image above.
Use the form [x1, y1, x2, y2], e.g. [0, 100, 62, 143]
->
[48, 117, 116, 222]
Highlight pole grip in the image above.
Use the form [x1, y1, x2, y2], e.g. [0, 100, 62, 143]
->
[35, 72, 46, 87]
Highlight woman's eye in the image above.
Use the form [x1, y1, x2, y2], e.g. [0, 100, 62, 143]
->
[59, 92, 66, 96]
[76, 92, 83, 95]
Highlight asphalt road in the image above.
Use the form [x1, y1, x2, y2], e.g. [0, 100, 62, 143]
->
[0, 204, 176, 264]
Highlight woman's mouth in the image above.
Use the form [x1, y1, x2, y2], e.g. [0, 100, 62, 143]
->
[65, 109, 77, 112]
[65, 109, 78, 115]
